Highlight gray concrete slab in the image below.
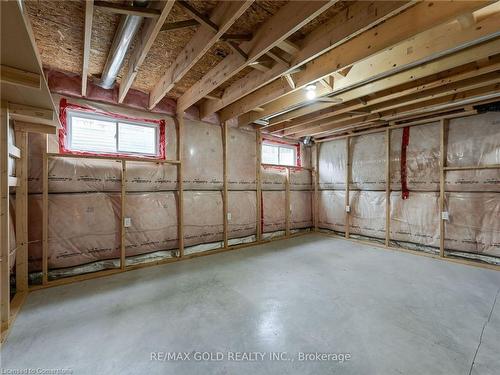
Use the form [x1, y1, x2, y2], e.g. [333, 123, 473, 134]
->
[1, 234, 499, 375]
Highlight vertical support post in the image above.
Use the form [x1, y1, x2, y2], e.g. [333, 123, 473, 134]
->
[314, 143, 319, 232]
[439, 118, 448, 258]
[256, 129, 262, 242]
[120, 160, 126, 270]
[42, 135, 48, 285]
[15, 131, 28, 293]
[176, 113, 184, 257]
[285, 167, 290, 237]
[0, 104, 10, 331]
[222, 121, 228, 248]
[345, 137, 350, 239]
[385, 128, 391, 247]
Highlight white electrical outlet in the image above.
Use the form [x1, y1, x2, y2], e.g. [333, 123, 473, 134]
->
[227, 212, 232, 221]
[124, 217, 132, 227]
[345, 205, 350, 213]
[441, 211, 449, 221]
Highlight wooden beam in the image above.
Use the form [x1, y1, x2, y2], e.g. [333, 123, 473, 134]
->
[439, 118, 448, 257]
[1, 104, 10, 332]
[13, 121, 57, 134]
[161, 19, 199, 32]
[303, 83, 500, 138]
[285, 167, 290, 237]
[177, 0, 335, 111]
[119, 1, 175, 103]
[8, 103, 54, 125]
[206, 0, 413, 120]
[256, 129, 262, 241]
[232, 1, 494, 125]
[277, 39, 300, 55]
[287, 67, 500, 137]
[0, 65, 40, 90]
[385, 128, 390, 247]
[266, 50, 290, 66]
[120, 160, 126, 270]
[176, 113, 185, 257]
[344, 138, 350, 239]
[149, 1, 253, 109]
[93, 1, 161, 18]
[177, 0, 219, 32]
[42, 138, 48, 285]
[222, 121, 228, 248]
[82, 0, 93, 97]
[263, 37, 500, 129]
[15, 131, 28, 293]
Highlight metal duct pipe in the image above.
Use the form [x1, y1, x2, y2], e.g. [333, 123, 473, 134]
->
[98, 0, 149, 89]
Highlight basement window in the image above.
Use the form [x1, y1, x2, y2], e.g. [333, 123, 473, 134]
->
[262, 141, 298, 166]
[60, 102, 165, 159]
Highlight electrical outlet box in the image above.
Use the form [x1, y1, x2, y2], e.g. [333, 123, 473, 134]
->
[345, 205, 350, 213]
[227, 212, 232, 221]
[124, 217, 132, 227]
[441, 211, 449, 221]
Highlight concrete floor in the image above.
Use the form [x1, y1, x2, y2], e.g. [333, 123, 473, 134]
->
[2, 234, 500, 375]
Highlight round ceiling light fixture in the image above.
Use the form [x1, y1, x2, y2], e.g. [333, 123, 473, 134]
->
[304, 83, 317, 100]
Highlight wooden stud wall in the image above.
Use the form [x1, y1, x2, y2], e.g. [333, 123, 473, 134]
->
[1, 103, 33, 343]
[0, 104, 9, 333]
[313, 110, 499, 271]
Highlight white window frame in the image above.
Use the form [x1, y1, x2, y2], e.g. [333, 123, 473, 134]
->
[261, 142, 297, 166]
[66, 110, 160, 157]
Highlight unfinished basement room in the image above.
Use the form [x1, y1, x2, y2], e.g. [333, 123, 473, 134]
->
[1, 0, 500, 374]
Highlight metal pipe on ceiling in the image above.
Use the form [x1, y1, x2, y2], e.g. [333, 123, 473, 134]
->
[98, 0, 149, 89]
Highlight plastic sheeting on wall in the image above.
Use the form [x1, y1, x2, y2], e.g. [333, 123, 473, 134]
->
[228, 127, 256, 190]
[125, 192, 179, 257]
[290, 191, 313, 229]
[184, 191, 223, 247]
[319, 113, 500, 193]
[318, 139, 346, 190]
[445, 192, 500, 257]
[290, 168, 313, 191]
[228, 191, 257, 239]
[350, 132, 387, 190]
[28, 193, 121, 272]
[183, 120, 223, 190]
[261, 166, 286, 190]
[262, 190, 285, 233]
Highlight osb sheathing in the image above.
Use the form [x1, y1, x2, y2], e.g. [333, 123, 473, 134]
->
[25, 0, 346, 100]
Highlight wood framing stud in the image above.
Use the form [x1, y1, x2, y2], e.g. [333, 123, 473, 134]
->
[1, 65, 41, 90]
[82, 0, 93, 97]
[120, 160, 126, 270]
[93, 1, 161, 18]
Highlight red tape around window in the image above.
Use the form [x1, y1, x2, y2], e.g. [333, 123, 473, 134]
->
[400, 126, 410, 200]
[58, 98, 166, 160]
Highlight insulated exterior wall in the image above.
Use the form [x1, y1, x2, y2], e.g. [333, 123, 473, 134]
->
[290, 191, 312, 229]
[24, 96, 313, 275]
[125, 192, 178, 257]
[183, 120, 223, 190]
[318, 112, 500, 261]
[28, 193, 120, 272]
[262, 190, 285, 233]
[227, 128, 256, 190]
[228, 191, 256, 239]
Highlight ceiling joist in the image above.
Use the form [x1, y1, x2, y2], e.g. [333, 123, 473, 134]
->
[118, 1, 175, 103]
[149, 0, 254, 109]
[81, 0, 93, 97]
[231, 1, 494, 126]
[176, 0, 336, 112]
[205, 0, 415, 121]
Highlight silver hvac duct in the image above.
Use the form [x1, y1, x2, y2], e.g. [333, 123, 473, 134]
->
[98, 0, 149, 89]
